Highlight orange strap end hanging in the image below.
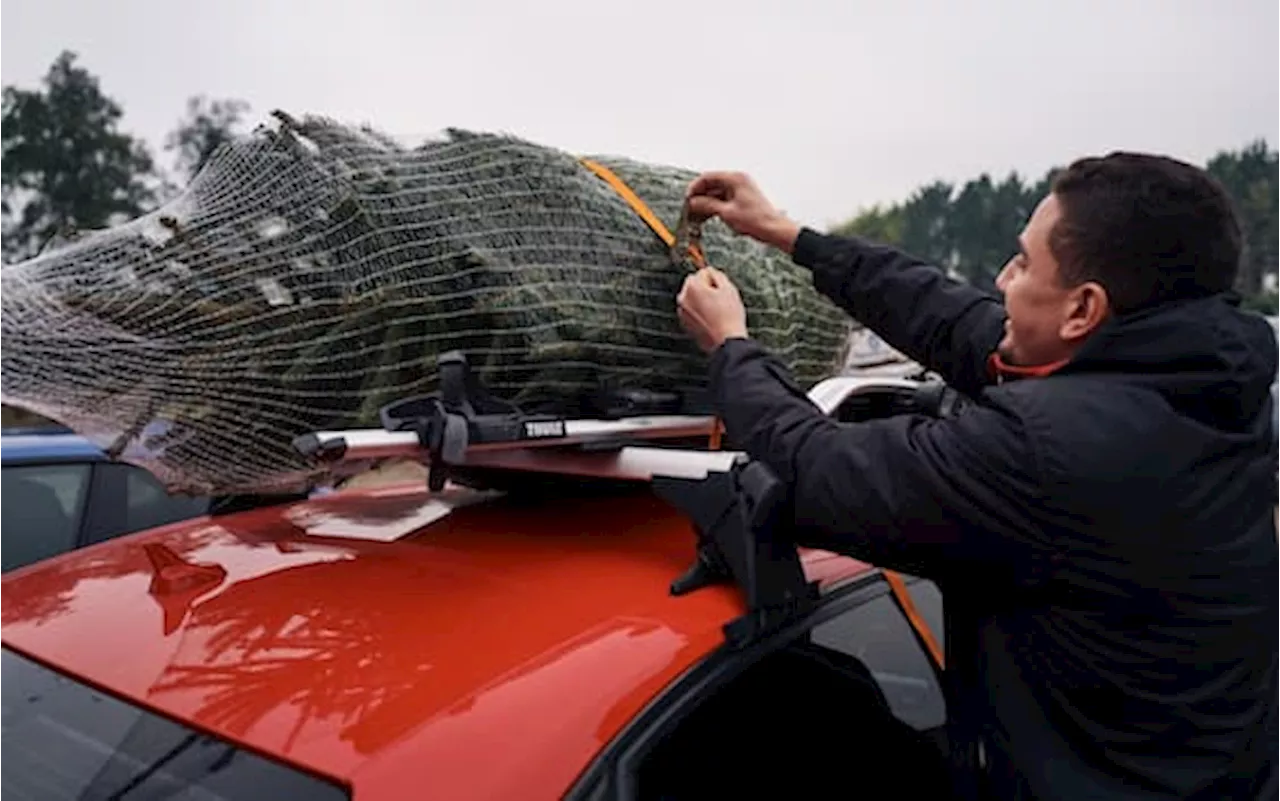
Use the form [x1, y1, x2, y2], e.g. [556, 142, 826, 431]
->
[883, 569, 946, 672]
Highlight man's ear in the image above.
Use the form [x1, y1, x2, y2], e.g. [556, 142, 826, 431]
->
[1060, 281, 1110, 342]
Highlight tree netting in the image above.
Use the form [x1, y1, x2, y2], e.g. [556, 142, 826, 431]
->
[1, 111, 854, 494]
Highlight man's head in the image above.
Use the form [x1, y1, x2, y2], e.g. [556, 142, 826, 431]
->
[994, 152, 1243, 367]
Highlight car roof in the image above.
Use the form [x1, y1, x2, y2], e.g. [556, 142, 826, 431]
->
[1, 480, 873, 800]
[1, 430, 105, 464]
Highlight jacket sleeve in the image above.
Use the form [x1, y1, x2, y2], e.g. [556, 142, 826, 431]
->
[792, 228, 1007, 398]
[709, 337, 1054, 585]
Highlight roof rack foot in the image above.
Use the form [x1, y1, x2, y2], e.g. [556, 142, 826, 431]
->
[654, 461, 820, 648]
[669, 544, 730, 596]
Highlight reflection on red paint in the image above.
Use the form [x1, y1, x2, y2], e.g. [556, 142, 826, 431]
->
[3, 483, 874, 800]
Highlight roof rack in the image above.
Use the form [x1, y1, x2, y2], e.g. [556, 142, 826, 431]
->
[293, 351, 958, 647]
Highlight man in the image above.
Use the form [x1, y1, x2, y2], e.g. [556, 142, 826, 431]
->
[676, 153, 1278, 800]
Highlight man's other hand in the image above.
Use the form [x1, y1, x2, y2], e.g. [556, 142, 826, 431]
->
[677, 267, 750, 353]
[685, 172, 802, 254]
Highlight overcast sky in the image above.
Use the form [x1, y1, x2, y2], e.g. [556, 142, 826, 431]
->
[2, 0, 1276, 226]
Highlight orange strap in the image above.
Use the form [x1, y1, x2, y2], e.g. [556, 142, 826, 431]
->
[883, 569, 945, 672]
[581, 158, 719, 448]
[580, 158, 708, 270]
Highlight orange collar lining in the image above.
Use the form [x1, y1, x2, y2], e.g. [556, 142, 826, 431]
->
[988, 352, 1069, 380]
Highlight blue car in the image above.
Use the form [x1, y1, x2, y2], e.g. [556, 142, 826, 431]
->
[1, 429, 213, 572]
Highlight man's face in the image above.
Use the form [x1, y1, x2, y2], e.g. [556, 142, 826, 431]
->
[994, 193, 1106, 367]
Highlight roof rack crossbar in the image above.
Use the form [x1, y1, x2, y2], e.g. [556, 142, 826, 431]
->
[293, 351, 959, 646]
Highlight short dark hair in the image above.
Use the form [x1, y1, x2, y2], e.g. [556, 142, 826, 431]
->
[1048, 152, 1242, 314]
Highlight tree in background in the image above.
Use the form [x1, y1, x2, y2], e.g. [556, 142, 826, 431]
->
[835, 176, 1039, 289]
[1, 53, 251, 427]
[835, 182, 956, 278]
[1, 51, 253, 265]
[1206, 140, 1278, 306]
[1, 51, 157, 263]
[164, 95, 251, 183]
[835, 148, 1277, 311]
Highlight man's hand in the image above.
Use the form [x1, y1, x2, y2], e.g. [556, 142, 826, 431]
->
[677, 267, 749, 353]
[685, 172, 801, 254]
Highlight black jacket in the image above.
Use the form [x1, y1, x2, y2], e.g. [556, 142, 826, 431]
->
[709, 228, 1279, 800]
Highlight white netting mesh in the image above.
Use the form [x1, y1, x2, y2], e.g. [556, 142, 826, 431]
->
[1, 111, 853, 494]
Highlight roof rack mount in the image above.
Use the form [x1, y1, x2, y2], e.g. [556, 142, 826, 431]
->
[653, 461, 821, 647]
[293, 350, 952, 647]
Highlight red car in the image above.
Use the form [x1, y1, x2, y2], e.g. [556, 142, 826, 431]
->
[2, 374, 956, 800]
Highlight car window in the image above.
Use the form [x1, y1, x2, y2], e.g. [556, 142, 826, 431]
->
[1, 463, 91, 571]
[123, 465, 210, 532]
[626, 577, 954, 801]
[808, 577, 946, 731]
[2, 648, 348, 800]
[82, 463, 211, 546]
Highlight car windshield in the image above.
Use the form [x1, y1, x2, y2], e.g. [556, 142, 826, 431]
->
[2, 648, 349, 800]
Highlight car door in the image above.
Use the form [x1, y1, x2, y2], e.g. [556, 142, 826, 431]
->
[569, 571, 951, 800]
[808, 573, 947, 738]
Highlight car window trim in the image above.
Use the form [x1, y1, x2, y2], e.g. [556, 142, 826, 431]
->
[76, 463, 101, 548]
[565, 571, 908, 801]
[71, 463, 96, 548]
[80, 462, 126, 548]
[1, 454, 105, 467]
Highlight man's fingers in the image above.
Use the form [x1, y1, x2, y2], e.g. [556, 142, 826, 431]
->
[685, 195, 727, 221]
[687, 171, 750, 204]
[676, 277, 701, 310]
[677, 304, 703, 334]
[679, 269, 734, 317]
[696, 267, 734, 290]
[686, 171, 740, 199]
